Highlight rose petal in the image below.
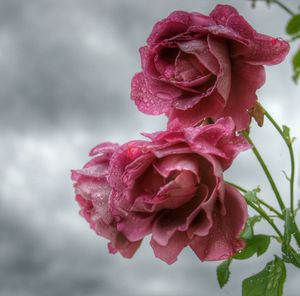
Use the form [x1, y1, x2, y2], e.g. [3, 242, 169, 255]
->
[147, 11, 190, 45]
[72, 161, 108, 180]
[133, 171, 197, 213]
[108, 234, 142, 259]
[208, 35, 231, 102]
[122, 153, 154, 188]
[153, 154, 200, 180]
[231, 35, 290, 66]
[152, 144, 192, 159]
[151, 199, 197, 246]
[150, 231, 190, 264]
[131, 72, 181, 115]
[178, 39, 219, 75]
[89, 142, 119, 157]
[210, 4, 290, 65]
[140, 46, 160, 77]
[190, 185, 248, 261]
[139, 166, 166, 194]
[108, 140, 148, 190]
[154, 46, 178, 78]
[117, 212, 155, 242]
[167, 91, 225, 128]
[218, 61, 265, 131]
[151, 171, 197, 210]
[175, 55, 212, 88]
[183, 117, 251, 169]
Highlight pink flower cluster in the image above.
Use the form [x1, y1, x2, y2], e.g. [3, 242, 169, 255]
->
[71, 5, 289, 264]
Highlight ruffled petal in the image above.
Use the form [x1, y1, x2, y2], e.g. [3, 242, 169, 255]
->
[150, 231, 190, 264]
[231, 35, 290, 65]
[140, 46, 160, 77]
[218, 61, 265, 131]
[151, 198, 198, 246]
[131, 72, 181, 115]
[89, 142, 119, 157]
[153, 154, 200, 180]
[167, 91, 225, 128]
[210, 4, 290, 65]
[190, 184, 248, 261]
[117, 212, 155, 242]
[184, 117, 251, 169]
[108, 233, 142, 259]
[147, 11, 191, 45]
[208, 35, 231, 102]
[108, 140, 149, 190]
[178, 39, 219, 75]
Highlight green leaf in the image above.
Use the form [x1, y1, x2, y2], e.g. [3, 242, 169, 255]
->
[240, 216, 262, 240]
[234, 235, 270, 260]
[282, 125, 295, 145]
[242, 256, 286, 296]
[286, 14, 300, 35]
[282, 170, 291, 182]
[244, 188, 260, 204]
[282, 209, 294, 245]
[282, 125, 291, 142]
[248, 215, 262, 227]
[217, 259, 232, 288]
[234, 242, 256, 260]
[240, 223, 254, 241]
[292, 50, 300, 83]
[283, 246, 300, 268]
[282, 209, 300, 267]
[255, 235, 271, 256]
[292, 70, 300, 83]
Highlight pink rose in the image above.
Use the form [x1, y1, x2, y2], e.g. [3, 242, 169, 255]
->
[71, 142, 142, 258]
[72, 118, 250, 264]
[131, 5, 289, 131]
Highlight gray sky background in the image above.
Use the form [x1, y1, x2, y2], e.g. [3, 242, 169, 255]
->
[0, 0, 299, 295]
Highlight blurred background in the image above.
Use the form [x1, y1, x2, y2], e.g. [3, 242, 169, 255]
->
[0, 0, 299, 295]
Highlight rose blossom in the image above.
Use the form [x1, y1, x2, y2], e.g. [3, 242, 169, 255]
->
[71, 142, 142, 258]
[72, 118, 250, 264]
[131, 4, 289, 131]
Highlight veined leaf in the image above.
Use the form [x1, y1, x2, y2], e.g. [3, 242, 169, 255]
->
[234, 235, 270, 260]
[292, 50, 300, 83]
[217, 259, 232, 288]
[282, 209, 300, 267]
[286, 14, 300, 35]
[244, 187, 260, 204]
[282, 125, 291, 143]
[240, 216, 262, 240]
[242, 256, 286, 296]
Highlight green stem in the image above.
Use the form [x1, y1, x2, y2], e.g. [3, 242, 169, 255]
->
[272, 0, 295, 16]
[264, 109, 295, 215]
[262, 108, 300, 248]
[294, 224, 300, 248]
[226, 181, 284, 219]
[252, 0, 295, 16]
[289, 34, 300, 42]
[259, 199, 284, 219]
[243, 132, 286, 212]
[250, 202, 283, 239]
[226, 181, 283, 238]
[226, 181, 247, 193]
